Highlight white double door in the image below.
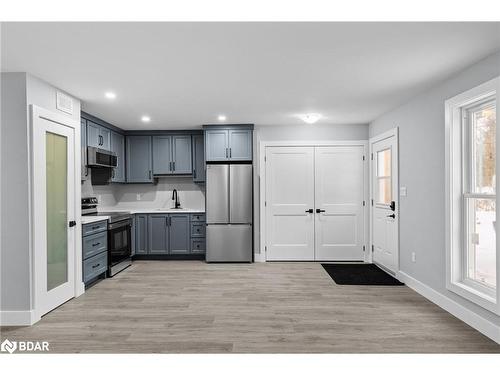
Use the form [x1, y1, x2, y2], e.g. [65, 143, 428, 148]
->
[265, 146, 365, 261]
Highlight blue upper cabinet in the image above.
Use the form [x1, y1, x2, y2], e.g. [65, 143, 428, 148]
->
[87, 120, 111, 151]
[152, 135, 192, 175]
[111, 131, 126, 183]
[228, 129, 252, 160]
[126, 136, 153, 183]
[192, 134, 205, 183]
[81, 119, 88, 181]
[204, 126, 253, 161]
[152, 136, 172, 175]
[205, 130, 228, 161]
[172, 135, 192, 174]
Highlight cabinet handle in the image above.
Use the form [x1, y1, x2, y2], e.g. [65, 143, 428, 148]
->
[172, 161, 175, 171]
[193, 169, 196, 179]
[92, 263, 100, 269]
[92, 226, 99, 230]
[149, 170, 152, 179]
[169, 217, 172, 226]
[225, 148, 228, 158]
[92, 242, 101, 247]
[169, 161, 172, 171]
[229, 148, 232, 158]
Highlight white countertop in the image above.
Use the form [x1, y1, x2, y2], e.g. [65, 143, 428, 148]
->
[98, 208, 205, 214]
[81, 216, 110, 225]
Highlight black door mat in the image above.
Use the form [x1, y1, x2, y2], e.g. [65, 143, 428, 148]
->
[321, 263, 404, 285]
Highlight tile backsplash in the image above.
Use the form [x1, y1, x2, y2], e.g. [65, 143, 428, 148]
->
[82, 170, 205, 210]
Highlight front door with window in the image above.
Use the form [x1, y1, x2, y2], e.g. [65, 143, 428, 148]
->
[33, 108, 76, 318]
[371, 132, 399, 273]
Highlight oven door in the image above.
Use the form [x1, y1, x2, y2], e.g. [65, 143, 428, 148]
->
[108, 219, 132, 267]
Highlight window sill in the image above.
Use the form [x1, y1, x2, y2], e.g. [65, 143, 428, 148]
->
[448, 280, 499, 315]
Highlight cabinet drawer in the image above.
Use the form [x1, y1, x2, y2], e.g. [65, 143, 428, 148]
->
[191, 239, 206, 253]
[82, 220, 107, 236]
[83, 252, 107, 283]
[190, 222, 206, 237]
[190, 213, 206, 222]
[82, 231, 108, 259]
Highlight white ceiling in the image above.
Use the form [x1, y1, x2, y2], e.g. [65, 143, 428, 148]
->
[2, 22, 500, 130]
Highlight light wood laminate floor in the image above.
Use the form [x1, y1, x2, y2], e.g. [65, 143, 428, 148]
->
[2, 261, 499, 353]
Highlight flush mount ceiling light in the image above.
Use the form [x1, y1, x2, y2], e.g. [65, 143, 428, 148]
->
[104, 91, 116, 99]
[298, 113, 322, 124]
[218, 115, 227, 122]
[141, 115, 151, 123]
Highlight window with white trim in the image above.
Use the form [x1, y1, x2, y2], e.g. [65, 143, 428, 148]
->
[446, 77, 499, 314]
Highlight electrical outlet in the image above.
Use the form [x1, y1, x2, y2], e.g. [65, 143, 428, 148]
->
[136, 193, 141, 201]
[400, 186, 407, 197]
[411, 252, 416, 263]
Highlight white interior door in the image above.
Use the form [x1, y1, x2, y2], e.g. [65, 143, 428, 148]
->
[315, 146, 365, 261]
[33, 109, 76, 317]
[371, 133, 399, 273]
[265, 147, 315, 260]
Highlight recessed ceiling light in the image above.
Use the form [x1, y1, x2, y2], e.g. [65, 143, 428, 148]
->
[298, 113, 322, 124]
[104, 91, 116, 100]
[218, 115, 227, 122]
[141, 115, 151, 123]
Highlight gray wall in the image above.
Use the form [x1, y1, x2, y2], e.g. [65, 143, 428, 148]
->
[369, 51, 500, 326]
[1, 72, 80, 313]
[253, 123, 369, 254]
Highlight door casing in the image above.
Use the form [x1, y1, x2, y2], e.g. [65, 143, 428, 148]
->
[259, 140, 369, 262]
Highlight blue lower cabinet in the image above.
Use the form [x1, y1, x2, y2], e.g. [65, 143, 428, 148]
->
[135, 213, 205, 256]
[169, 214, 190, 254]
[83, 252, 108, 283]
[82, 219, 108, 285]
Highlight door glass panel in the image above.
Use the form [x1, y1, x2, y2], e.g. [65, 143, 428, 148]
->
[466, 198, 496, 288]
[46, 132, 68, 291]
[471, 103, 496, 194]
[377, 177, 392, 205]
[377, 148, 391, 177]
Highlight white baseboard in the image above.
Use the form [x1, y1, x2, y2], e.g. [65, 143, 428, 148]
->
[254, 252, 265, 262]
[0, 310, 36, 326]
[397, 271, 500, 344]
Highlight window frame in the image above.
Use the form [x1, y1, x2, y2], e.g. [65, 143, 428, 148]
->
[445, 76, 500, 315]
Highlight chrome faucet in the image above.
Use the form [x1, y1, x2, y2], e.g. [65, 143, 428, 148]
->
[172, 189, 181, 209]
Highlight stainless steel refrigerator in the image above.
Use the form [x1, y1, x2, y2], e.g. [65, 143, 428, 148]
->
[206, 164, 253, 262]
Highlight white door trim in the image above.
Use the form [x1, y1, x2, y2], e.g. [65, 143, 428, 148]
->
[30, 105, 83, 323]
[369, 127, 399, 269]
[258, 140, 369, 262]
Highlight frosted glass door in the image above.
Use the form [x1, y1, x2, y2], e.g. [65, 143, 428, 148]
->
[46, 132, 68, 291]
[33, 106, 76, 320]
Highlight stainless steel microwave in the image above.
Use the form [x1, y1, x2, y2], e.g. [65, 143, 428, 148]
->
[87, 146, 117, 168]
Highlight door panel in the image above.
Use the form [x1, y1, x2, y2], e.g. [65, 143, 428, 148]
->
[152, 136, 172, 175]
[206, 164, 229, 223]
[229, 164, 253, 224]
[228, 129, 252, 160]
[111, 131, 125, 182]
[192, 134, 205, 182]
[265, 147, 315, 260]
[127, 136, 153, 182]
[33, 111, 76, 318]
[86, 121, 100, 148]
[99, 126, 111, 151]
[169, 214, 190, 254]
[372, 135, 398, 272]
[206, 225, 252, 262]
[148, 214, 169, 254]
[172, 135, 192, 174]
[135, 214, 148, 254]
[314, 146, 364, 261]
[205, 130, 228, 161]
